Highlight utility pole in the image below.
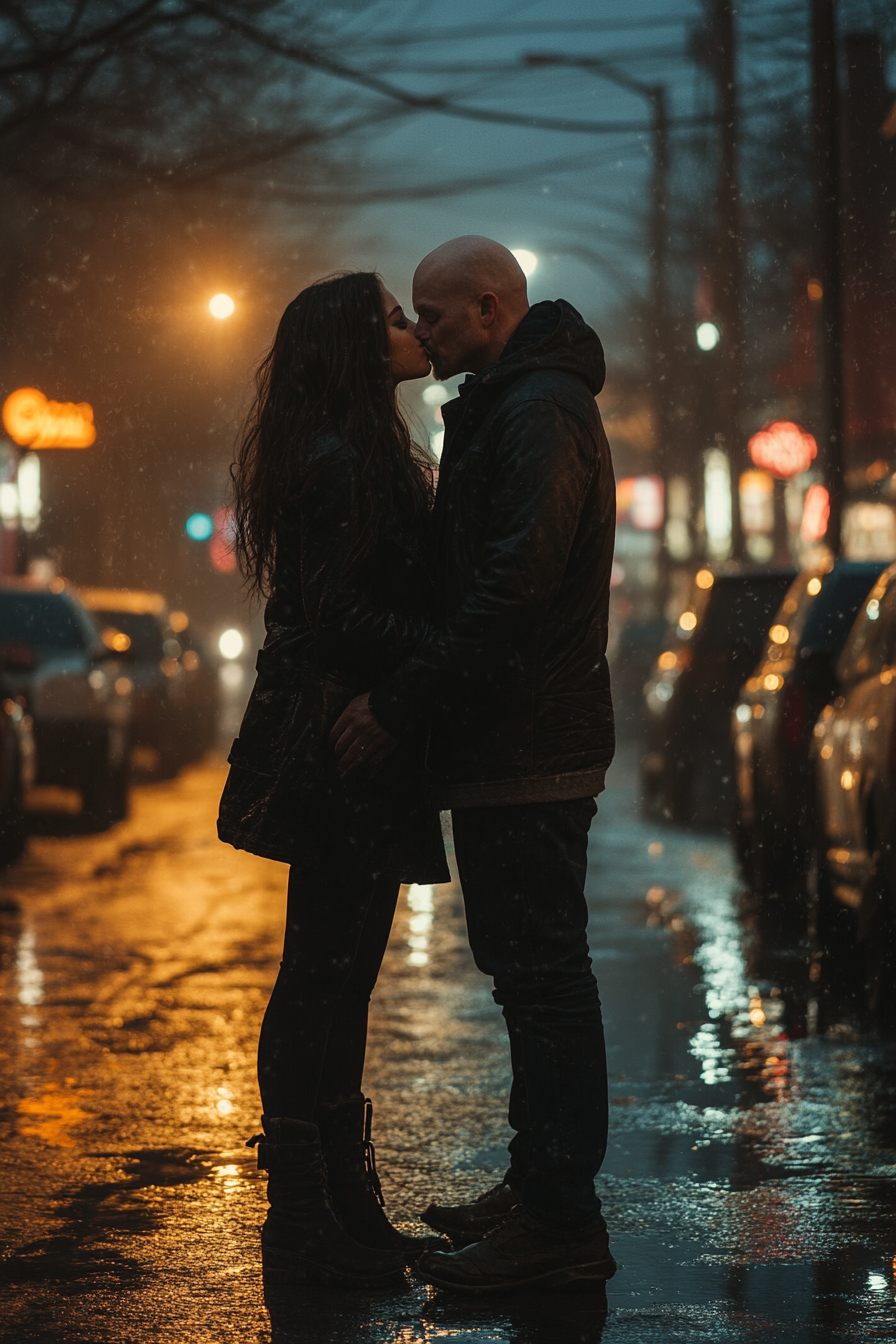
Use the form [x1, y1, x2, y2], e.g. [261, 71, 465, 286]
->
[810, 0, 844, 556]
[648, 84, 671, 498]
[713, 0, 745, 561]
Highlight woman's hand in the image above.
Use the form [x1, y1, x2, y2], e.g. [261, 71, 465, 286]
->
[330, 692, 398, 774]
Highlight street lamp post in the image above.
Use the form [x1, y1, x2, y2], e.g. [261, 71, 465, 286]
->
[810, 0, 845, 558]
[713, 0, 746, 562]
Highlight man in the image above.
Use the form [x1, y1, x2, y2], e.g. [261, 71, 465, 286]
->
[331, 236, 616, 1293]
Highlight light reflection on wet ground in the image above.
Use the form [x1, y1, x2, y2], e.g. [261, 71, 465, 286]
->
[1, 743, 895, 1341]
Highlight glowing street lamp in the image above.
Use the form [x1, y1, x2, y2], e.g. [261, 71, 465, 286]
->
[696, 321, 721, 352]
[209, 293, 235, 319]
[511, 249, 538, 278]
[218, 628, 244, 660]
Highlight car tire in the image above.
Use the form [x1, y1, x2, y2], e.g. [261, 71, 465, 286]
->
[0, 777, 27, 867]
[155, 742, 183, 780]
[860, 868, 896, 1035]
[733, 810, 756, 886]
[665, 755, 693, 825]
[808, 843, 862, 1031]
[81, 737, 130, 830]
[753, 828, 803, 946]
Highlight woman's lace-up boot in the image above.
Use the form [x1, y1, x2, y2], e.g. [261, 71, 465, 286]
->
[317, 1095, 446, 1262]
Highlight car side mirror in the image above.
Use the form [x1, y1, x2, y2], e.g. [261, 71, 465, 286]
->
[0, 641, 35, 672]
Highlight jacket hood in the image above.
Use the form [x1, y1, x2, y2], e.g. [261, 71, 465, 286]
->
[464, 299, 606, 399]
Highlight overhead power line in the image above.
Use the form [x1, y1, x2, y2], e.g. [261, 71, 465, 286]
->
[338, 5, 806, 50]
[204, 11, 799, 140]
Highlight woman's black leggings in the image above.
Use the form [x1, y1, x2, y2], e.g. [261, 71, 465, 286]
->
[258, 859, 400, 1120]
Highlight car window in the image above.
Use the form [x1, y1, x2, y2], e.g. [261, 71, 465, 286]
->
[0, 592, 94, 652]
[762, 572, 816, 655]
[800, 565, 888, 655]
[837, 566, 896, 683]
[92, 611, 164, 659]
[699, 576, 795, 651]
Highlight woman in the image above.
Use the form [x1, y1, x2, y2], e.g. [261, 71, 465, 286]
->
[218, 272, 449, 1288]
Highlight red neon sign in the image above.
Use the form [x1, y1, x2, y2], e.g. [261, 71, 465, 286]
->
[748, 420, 817, 480]
[800, 484, 830, 542]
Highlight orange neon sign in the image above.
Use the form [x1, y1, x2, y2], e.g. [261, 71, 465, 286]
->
[2, 387, 96, 448]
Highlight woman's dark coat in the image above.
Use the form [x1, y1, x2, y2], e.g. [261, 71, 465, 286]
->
[217, 438, 448, 883]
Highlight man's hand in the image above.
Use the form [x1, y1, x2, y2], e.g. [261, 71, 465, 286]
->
[330, 692, 398, 775]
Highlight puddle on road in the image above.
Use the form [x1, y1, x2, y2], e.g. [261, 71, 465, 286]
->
[2, 749, 896, 1342]
[586, 747, 896, 1339]
[17, 1081, 96, 1150]
[406, 884, 435, 968]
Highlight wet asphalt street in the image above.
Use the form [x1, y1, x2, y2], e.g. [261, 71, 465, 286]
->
[2, 739, 896, 1343]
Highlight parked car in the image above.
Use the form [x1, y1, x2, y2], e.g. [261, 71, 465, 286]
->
[811, 561, 896, 1030]
[609, 615, 667, 734]
[0, 667, 35, 865]
[0, 580, 132, 827]
[731, 560, 888, 922]
[642, 565, 796, 825]
[171, 620, 219, 761]
[78, 588, 191, 777]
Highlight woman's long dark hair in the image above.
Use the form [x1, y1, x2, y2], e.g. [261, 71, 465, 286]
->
[232, 271, 434, 599]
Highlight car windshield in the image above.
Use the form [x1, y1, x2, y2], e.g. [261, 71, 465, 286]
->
[0, 592, 94, 652]
[838, 568, 896, 683]
[698, 575, 795, 651]
[800, 564, 888, 655]
[92, 611, 164, 659]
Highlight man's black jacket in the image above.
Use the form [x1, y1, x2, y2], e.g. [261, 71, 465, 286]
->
[369, 299, 616, 807]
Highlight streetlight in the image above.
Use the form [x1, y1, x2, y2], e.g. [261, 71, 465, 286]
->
[219, 628, 244, 660]
[696, 322, 721, 351]
[209, 293, 235, 319]
[511, 249, 538, 278]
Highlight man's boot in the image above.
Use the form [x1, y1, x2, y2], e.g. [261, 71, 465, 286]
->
[317, 1095, 445, 1261]
[248, 1116, 406, 1288]
[422, 1178, 523, 1246]
[418, 1204, 617, 1294]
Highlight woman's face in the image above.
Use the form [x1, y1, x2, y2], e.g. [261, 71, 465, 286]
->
[382, 287, 431, 385]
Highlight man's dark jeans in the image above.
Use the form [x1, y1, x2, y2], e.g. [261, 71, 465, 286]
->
[452, 797, 608, 1229]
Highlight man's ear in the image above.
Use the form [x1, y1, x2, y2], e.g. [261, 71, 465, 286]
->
[478, 292, 499, 328]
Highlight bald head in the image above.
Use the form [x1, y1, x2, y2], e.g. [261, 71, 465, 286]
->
[416, 236, 529, 307]
[412, 235, 530, 379]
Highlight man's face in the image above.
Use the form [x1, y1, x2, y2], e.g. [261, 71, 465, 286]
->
[411, 276, 487, 381]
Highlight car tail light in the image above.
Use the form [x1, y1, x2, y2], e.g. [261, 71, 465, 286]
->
[0, 642, 35, 672]
[781, 682, 808, 749]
